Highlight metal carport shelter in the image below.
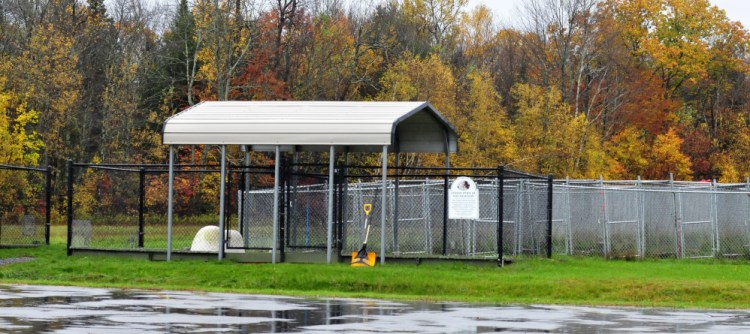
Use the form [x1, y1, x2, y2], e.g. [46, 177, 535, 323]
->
[162, 101, 458, 264]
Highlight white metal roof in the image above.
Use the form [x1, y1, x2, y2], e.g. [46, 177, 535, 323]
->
[162, 101, 458, 153]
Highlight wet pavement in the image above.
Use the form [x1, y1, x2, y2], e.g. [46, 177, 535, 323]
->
[1, 284, 750, 333]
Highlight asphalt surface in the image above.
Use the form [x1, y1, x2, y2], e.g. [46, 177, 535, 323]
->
[0, 284, 749, 333]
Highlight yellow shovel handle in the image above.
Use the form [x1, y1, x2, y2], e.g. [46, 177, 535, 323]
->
[363, 203, 372, 216]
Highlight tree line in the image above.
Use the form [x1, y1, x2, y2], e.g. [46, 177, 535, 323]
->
[1, 0, 749, 183]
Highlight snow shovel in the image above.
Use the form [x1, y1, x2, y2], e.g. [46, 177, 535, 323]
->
[351, 203, 376, 267]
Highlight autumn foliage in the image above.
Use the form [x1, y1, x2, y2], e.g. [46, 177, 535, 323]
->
[0, 0, 749, 183]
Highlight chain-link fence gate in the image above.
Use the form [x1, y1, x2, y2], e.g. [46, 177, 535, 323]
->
[0, 164, 51, 246]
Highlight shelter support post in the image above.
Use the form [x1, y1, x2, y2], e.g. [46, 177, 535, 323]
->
[393, 151, 399, 253]
[167, 145, 174, 261]
[442, 133, 450, 256]
[218, 145, 227, 260]
[327, 146, 335, 264]
[243, 147, 250, 247]
[272, 146, 281, 263]
[381, 145, 388, 264]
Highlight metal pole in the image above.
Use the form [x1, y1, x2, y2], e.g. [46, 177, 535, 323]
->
[45, 165, 52, 245]
[218, 145, 227, 260]
[167, 146, 175, 261]
[327, 145, 335, 264]
[342, 151, 349, 253]
[443, 134, 450, 256]
[381, 145, 388, 264]
[637, 176, 644, 258]
[547, 174, 553, 258]
[393, 151, 399, 253]
[243, 148, 250, 247]
[272, 145, 280, 264]
[66, 160, 73, 256]
[497, 166, 504, 266]
[712, 179, 719, 256]
[138, 167, 145, 248]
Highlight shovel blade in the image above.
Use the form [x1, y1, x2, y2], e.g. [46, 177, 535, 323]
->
[351, 251, 377, 267]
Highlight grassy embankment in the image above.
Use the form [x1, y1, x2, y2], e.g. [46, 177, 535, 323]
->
[0, 226, 749, 309]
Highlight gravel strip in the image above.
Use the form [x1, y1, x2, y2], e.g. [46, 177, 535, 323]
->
[0, 257, 34, 266]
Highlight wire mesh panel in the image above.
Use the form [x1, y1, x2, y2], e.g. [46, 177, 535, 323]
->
[554, 180, 750, 259]
[284, 163, 336, 253]
[641, 190, 679, 258]
[238, 189, 274, 249]
[603, 188, 642, 258]
[715, 189, 750, 256]
[232, 166, 277, 251]
[0, 165, 49, 246]
[552, 184, 572, 255]
[286, 183, 329, 249]
[678, 190, 716, 258]
[563, 185, 605, 256]
[502, 182, 521, 256]
[391, 180, 438, 255]
[468, 181, 499, 256]
[524, 180, 551, 256]
[341, 179, 388, 257]
[70, 165, 140, 250]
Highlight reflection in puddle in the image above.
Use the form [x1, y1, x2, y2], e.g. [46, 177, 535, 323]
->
[0, 284, 749, 333]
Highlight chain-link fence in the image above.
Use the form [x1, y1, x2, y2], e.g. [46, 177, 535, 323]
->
[67, 161, 553, 261]
[553, 179, 750, 259]
[66, 159, 750, 262]
[0, 164, 50, 246]
[237, 164, 552, 261]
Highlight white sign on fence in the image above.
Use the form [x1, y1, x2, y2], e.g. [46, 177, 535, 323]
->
[448, 176, 479, 219]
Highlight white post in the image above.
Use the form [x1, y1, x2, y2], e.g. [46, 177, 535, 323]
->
[218, 145, 227, 260]
[244, 148, 250, 247]
[272, 146, 281, 264]
[381, 145, 388, 264]
[167, 145, 174, 261]
[327, 145, 335, 264]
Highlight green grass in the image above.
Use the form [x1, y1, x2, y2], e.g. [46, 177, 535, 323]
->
[3, 239, 750, 309]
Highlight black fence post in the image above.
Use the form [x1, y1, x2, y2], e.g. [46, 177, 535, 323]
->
[66, 160, 73, 256]
[138, 167, 145, 248]
[45, 165, 52, 245]
[547, 174, 553, 258]
[497, 166, 504, 266]
[442, 171, 449, 256]
[239, 167, 246, 247]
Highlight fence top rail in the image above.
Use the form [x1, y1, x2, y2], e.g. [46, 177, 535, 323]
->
[70, 163, 276, 172]
[294, 163, 545, 178]
[555, 183, 750, 195]
[0, 164, 49, 172]
[556, 178, 750, 188]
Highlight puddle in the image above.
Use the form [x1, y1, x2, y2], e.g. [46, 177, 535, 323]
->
[0, 284, 749, 333]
